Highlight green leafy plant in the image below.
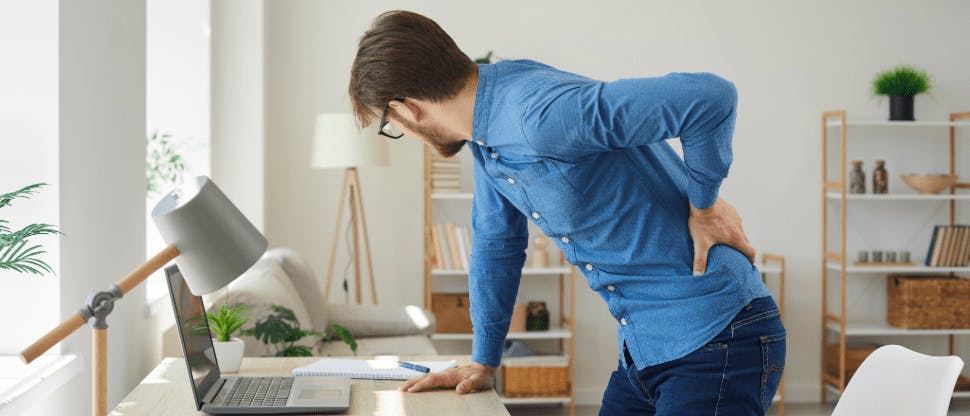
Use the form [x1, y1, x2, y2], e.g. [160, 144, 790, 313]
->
[474, 51, 494, 64]
[207, 303, 250, 342]
[242, 304, 357, 357]
[872, 66, 932, 96]
[0, 183, 61, 276]
[146, 130, 187, 196]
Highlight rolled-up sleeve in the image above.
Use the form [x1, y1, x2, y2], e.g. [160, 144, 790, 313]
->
[468, 159, 528, 367]
[522, 72, 737, 209]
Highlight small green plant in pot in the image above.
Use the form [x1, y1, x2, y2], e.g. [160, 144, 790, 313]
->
[205, 300, 250, 373]
[243, 304, 358, 357]
[872, 65, 931, 121]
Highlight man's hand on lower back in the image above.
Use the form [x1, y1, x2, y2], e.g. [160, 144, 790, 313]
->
[688, 197, 757, 275]
[399, 362, 496, 394]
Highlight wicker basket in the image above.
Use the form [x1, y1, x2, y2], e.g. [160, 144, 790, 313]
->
[431, 293, 473, 333]
[887, 275, 970, 329]
[501, 356, 570, 398]
[824, 343, 879, 383]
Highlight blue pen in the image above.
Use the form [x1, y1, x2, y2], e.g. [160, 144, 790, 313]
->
[398, 360, 431, 373]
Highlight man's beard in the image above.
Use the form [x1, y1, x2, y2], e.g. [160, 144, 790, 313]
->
[396, 117, 466, 158]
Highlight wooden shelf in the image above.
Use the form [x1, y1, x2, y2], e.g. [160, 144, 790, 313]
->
[825, 119, 970, 128]
[431, 267, 573, 276]
[431, 327, 573, 341]
[430, 192, 473, 200]
[821, 110, 970, 409]
[826, 321, 970, 336]
[825, 262, 970, 273]
[826, 192, 970, 201]
[759, 263, 782, 274]
[499, 396, 571, 405]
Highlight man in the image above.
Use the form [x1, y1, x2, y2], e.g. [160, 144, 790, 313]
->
[349, 10, 785, 415]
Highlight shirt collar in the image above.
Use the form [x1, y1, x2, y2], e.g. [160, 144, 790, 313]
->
[471, 63, 495, 146]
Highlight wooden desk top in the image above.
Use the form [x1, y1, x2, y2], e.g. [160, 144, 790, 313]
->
[110, 355, 509, 416]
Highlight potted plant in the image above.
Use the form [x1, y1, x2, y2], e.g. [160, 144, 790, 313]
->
[243, 304, 357, 357]
[872, 65, 932, 121]
[205, 300, 250, 373]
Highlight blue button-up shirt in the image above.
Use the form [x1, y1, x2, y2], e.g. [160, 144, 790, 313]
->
[466, 60, 771, 370]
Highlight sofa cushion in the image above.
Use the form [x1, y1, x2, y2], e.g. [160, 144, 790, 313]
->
[315, 335, 438, 357]
[325, 303, 435, 337]
[203, 256, 316, 357]
[264, 248, 330, 331]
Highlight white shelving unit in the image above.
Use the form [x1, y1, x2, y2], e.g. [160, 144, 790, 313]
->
[821, 110, 970, 403]
[422, 148, 577, 415]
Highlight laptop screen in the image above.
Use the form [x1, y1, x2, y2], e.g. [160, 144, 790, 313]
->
[165, 264, 222, 409]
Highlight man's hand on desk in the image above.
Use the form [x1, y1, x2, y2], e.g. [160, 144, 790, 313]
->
[399, 362, 496, 394]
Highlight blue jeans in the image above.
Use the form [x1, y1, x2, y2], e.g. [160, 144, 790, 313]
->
[599, 296, 786, 415]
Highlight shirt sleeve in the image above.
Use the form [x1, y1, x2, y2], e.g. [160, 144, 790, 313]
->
[468, 158, 528, 367]
[522, 72, 737, 209]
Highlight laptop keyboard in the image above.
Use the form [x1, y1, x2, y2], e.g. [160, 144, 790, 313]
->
[223, 377, 294, 407]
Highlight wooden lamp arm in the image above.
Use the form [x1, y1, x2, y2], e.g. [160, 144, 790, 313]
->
[19, 245, 179, 364]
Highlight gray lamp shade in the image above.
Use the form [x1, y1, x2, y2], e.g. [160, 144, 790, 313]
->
[151, 176, 267, 295]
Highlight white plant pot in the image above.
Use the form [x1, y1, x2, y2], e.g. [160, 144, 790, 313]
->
[212, 337, 245, 373]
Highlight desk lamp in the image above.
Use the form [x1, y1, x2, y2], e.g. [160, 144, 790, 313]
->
[19, 176, 266, 416]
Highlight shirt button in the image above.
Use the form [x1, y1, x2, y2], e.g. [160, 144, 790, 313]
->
[607, 285, 615, 292]
[531, 212, 540, 219]
[507, 177, 516, 185]
[476, 140, 484, 146]
[490, 153, 499, 159]
[585, 264, 593, 271]
[620, 318, 628, 326]
[561, 236, 570, 243]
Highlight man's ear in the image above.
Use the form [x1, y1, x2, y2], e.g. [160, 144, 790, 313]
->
[390, 98, 424, 124]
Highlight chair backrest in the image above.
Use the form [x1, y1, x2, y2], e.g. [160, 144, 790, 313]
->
[832, 344, 964, 416]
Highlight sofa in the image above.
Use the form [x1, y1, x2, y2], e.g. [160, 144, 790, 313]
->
[163, 247, 437, 357]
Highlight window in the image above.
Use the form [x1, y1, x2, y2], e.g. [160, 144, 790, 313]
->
[145, 0, 211, 303]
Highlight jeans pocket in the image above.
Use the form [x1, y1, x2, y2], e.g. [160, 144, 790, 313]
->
[759, 331, 786, 410]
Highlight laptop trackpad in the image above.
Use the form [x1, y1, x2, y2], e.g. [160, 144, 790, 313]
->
[292, 376, 350, 406]
[299, 389, 341, 400]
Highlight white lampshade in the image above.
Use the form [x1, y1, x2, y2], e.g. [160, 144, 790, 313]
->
[311, 112, 390, 169]
[151, 176, 268, 295]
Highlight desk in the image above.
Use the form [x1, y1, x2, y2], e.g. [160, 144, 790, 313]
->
[111, 355, 509, 416]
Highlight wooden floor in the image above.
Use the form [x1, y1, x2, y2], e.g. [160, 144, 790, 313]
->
[507, 401, 970, 415]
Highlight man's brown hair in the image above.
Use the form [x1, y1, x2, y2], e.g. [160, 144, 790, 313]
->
[349, 10, 476, 127]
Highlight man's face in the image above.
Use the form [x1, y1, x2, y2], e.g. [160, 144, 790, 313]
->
[388, 110, 465, 158]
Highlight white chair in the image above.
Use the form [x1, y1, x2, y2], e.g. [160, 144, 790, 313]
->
[832, 344, 964, 416]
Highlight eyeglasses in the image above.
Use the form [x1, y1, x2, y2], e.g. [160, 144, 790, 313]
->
[378, 96, 406, 139]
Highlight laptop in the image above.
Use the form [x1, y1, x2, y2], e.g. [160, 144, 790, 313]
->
[165, 264, 351, 414]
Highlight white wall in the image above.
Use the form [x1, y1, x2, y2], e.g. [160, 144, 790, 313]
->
[57, 0, 150, 413]
[211, 0, 265, 231]
[0, 0, 60, 355]
[261, 0, 970, 405]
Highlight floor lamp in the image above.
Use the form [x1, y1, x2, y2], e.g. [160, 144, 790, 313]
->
[19, 176, 267, 416]
[311, 113, 389, 305]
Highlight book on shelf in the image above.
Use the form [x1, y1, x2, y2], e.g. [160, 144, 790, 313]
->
[445, 223, 463, 271]
[435, 223, 454, 269]
[430, 224, 445, 269]
[431, 172, 461, 179]
[431, 179, 461, 188]
[455, 225, 470, 271]
[925, 225, 970, 267]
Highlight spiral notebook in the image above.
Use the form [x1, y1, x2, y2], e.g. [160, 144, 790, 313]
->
[291, 358, 458, 380]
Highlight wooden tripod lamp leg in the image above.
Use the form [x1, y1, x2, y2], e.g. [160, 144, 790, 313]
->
[323, 169, 351, 302]
[94, 328, 107, 416]
[349, 169, 378, 304]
